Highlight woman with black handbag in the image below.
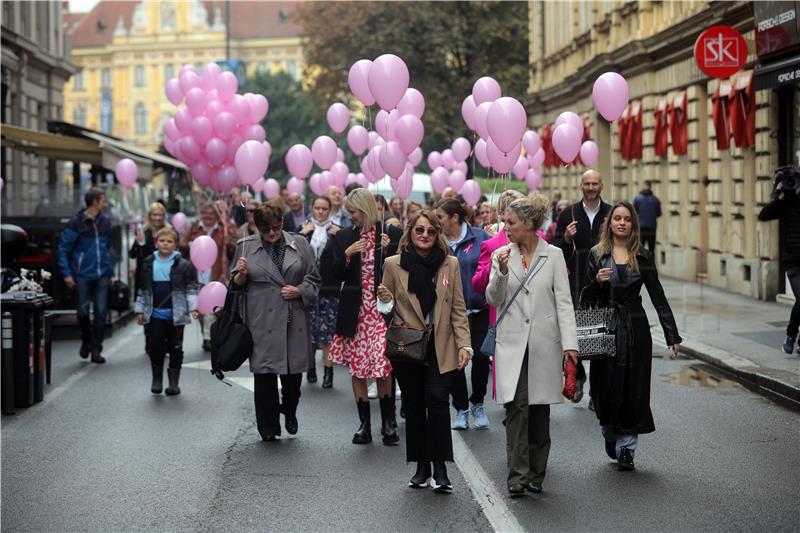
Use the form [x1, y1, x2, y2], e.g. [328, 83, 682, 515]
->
[377, 210, 472, 493]
[581, 201, 681, 471]
[232, 201, 321, 441]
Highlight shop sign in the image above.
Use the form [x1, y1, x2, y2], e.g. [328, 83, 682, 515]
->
[694, 25, 748, 78]
[754, 1, 799, 59]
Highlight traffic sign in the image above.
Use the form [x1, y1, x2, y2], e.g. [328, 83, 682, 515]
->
[694, 25, 748, 78]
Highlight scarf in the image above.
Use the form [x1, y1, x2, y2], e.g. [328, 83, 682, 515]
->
[309, 217, 333, 260]
[400, 245, 446, 318]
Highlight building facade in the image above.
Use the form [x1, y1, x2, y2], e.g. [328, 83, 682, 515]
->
[63, 0, 302, 153]
[1, 1, 77, 217]
[526, 1, 799, 302]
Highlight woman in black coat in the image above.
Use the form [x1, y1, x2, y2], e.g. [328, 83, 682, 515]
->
[581, 201, 681, 471]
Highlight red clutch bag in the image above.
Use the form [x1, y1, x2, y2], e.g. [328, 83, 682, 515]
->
[562, 358, 577, 400]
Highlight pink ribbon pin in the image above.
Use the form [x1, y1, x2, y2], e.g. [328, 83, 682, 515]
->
[442, 273, 449, 286]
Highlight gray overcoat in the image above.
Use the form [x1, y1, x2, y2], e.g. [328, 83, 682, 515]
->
[232, 232, 321, 375]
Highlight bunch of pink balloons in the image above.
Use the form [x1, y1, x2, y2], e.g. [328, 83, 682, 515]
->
[163, 63, 271, 192]
[427, 137, 475, 199]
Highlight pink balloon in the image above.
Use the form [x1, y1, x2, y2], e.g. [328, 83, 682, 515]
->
[228, 95, 251, 125]
[180, 137, 201, 165]
[427, 151, 442, 170]
[552, 123, 581, 163]
[555, 112, 583, 134]
[190, 162, 212, 187]
[263, 178, 280, 199]
[165, 79, 183, 106]
[215, 165, 239, 191]
[512, 156, 528, 181]
[474, 139, 490, 168]
[330, 161, 349, 184]
[327, 102, 350, 133]
[197, 281, 227, 314]
[285, 144, 313, 179]
[185, 88, 207, 116]
[175, 108, 193, 134]
[286, 176, 305, 194]
[191, 116, 214, 145]
[214, 112, 236, 140]
[473, 101, 493, 140]
[262, 141, 272, 161]
[368, 146, 386, 180]
[487, 97, 527, 153]
[205, 138, 227, 167]
[251, 176, 265, 193]
[164, 119, 180, 141]
[472, 76, 502, 105]
[525, 169, 542, 190]
[201, 62, 221, 91]
[311, 135, 337, 170]
[368, 130, 381, 149]
[247, 94, 269, 123]
[309, 173, 324, 196]
[367, 54, 409, 111]
[375, 109, 395, 142]
[348, 59, 375, 107]
[394, 115, 424, 155]
[356, 173, 370, 187]
[216, 71, 238, 102]
[580, 140, 599, 167]
[190, 235, 218, 272]
[225, 135, 243, 164]
[461, 95, 477, 131]
[397, 88, 425, 118]
[449, 170, 466, 191]
[522, 130, 540, 155]
[441, 149, 456, 170]
[530, 147, 545, 168]
[242, 124, 266, 143]
[379, 141, 407, 179]
[360, 156, 377, 183]
[235, 140, 269, 185]
[179, 70, 201, 96]
[205, 99, 224, 122]
[171, 212, 187, 233]
[486, 138, 521, 174]
[430, 167, 449, 194]
[592, 72, 629, 122]
[347, 125, 369, 156]
[455, 161, 468, 175]
[408, 147, 423, 167]
[179, 64, 197, 77]
[461, 180, 481, 206]
[336, 148, 345, 163]
[115, 158, 138, 188]
[451, 138, 471, 162]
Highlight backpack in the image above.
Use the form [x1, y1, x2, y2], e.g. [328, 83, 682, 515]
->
[209, 282, 252, 382]
[108, 280, 131, 312]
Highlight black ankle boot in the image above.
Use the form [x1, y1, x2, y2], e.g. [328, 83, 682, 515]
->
[408, 461, 431, 488]
[151, 362, 163, 394]
[352, 399, 372, 444]
[322, 366, 333, 389]
[307, 366, 317, 383]
[379, 396, 399, 445]
[165, 368, 181, 395]
[431, 461, 452, 493]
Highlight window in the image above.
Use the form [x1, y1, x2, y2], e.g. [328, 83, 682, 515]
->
[134, 103, 147, 135]
[256, 62, 267, 74]
[73, 70, 85, 90]
[287, 60, 299, 80]
[73, 106, 87, 127]
[164, 63, 174, 81]
[101, 68, 111, 89]
[134, 66, 145, 87]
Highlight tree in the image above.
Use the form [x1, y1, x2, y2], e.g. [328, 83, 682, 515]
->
[294, 1, 529, 162]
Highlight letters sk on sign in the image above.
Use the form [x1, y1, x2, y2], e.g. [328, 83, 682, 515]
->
[694, 25, 748, 79]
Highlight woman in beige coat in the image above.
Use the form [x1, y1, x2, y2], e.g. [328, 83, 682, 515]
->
[486, 193, 579, 497]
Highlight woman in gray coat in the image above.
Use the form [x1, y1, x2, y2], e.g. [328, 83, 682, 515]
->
[232, 201, 321, 441]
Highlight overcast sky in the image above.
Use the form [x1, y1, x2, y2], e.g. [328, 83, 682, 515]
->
[68, 0, 99, 13]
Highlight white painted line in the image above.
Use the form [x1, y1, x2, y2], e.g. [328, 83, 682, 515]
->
[451, 430, 525, 533]
[226, 376, 256, 392]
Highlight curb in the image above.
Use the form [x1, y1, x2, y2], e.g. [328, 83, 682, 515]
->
[680, 339, 800, 411]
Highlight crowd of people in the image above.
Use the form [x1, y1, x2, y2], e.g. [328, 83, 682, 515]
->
[58, 173, 689, 497]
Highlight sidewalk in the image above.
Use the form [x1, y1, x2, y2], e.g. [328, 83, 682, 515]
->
[646, 277, 799, 408]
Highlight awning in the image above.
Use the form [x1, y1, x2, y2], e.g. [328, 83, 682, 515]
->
[754, 54, 800, 90]
[0, 124, 102, 165]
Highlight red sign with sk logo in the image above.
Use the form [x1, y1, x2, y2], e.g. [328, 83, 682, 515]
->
[694, 25, 748, 79]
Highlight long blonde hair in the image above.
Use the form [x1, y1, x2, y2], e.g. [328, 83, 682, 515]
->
[596, 201, 640, 271]
[344, 188, 379, 230]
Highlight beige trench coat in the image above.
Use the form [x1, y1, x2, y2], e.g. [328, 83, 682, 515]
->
[486, 238, 578, 405]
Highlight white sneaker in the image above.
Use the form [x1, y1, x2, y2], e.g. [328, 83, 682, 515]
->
[367, 380, 378, 399]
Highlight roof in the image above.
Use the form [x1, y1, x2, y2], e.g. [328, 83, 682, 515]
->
[63, 12, 88, 34]
[69, 1, 301, 48]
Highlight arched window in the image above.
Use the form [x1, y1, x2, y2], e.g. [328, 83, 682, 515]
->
[134, 103, 147, 135]
[73, 106, 87, 126]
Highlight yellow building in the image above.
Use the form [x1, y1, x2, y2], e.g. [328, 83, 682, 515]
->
[526, 1, 799, 302]
[64, 0, 303, 152]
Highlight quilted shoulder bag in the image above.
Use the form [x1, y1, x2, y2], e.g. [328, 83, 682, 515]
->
[480, 256, 543, 356]
[575, 286, 617, 360]
[385, 306, 431, 366]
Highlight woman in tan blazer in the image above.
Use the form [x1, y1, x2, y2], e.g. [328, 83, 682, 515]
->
[486, 193, 579, 497]
[377, 210, 472, 493]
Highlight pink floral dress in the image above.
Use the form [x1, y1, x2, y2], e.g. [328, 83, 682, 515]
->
[329, 227, 392, 379]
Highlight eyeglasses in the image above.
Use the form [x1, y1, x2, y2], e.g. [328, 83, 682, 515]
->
[246, 209, 256, 213]
[413, 226, 438, 237]
[263, 224, 282, 233]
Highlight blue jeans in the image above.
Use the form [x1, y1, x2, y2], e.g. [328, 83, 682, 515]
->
[602, 426, 638, 458]
[75, 276, 110, 352]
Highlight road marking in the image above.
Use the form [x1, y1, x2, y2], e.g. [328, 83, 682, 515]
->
[451, 430, 525, 533]
[182, 361, 266, 392]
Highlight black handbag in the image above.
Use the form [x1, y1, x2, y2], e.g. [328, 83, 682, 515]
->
[385, 307, 431, 366]
[108, 280, 131, 312]
[210, 281, 253, 381]
[576, 286, 617, 360]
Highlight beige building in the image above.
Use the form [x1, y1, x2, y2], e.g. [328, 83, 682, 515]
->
[63, 0, 302, 152]
[526, 1, 799, 302]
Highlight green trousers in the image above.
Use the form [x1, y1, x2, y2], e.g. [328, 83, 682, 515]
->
[504, 354, 551, 487]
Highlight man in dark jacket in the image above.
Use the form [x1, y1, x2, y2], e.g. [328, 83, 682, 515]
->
[633, 181, 662, 253]
[57, 187, 118, 363]
[555, 170, 612, 403]
[758, 166, 800, 356]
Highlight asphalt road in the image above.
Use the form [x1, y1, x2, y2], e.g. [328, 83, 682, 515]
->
[2, 321, 798, 532]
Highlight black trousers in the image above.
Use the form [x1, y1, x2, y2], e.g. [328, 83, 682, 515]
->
[640, 227, 657, 253]
[787, 266, 800, 339]
[394, 340, 454, 462]
[254, 373, 302, 438]
[144, 318, 185, 369]
[451, 309, 490, 410]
